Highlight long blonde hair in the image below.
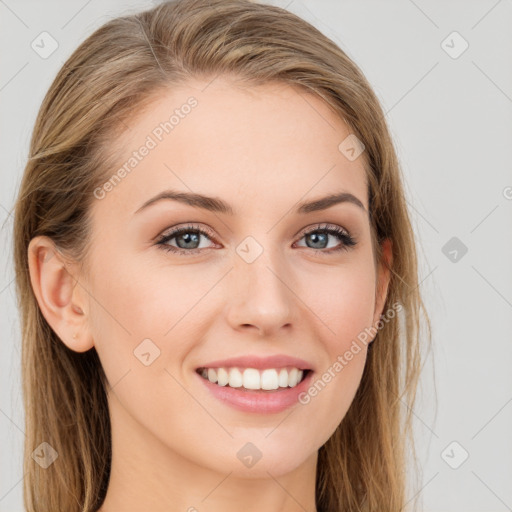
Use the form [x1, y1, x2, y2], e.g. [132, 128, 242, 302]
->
[13, 0, 432, 510]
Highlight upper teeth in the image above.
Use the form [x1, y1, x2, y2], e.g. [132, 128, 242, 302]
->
[199, 367, 306, 390]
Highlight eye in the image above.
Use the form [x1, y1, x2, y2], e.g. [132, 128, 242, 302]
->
[155, 224, 217, 255]
[155, 222, 357, 256]
[294, 223, 357, 254]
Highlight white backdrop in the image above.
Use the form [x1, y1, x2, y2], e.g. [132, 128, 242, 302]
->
[1, 1, 511, 511]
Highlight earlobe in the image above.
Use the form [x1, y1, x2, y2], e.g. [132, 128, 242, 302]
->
[27, 236, 94, 353]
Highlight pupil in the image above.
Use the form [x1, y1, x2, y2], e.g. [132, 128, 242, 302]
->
[307, 232, 327, 249]
[177, 232, 200, 249]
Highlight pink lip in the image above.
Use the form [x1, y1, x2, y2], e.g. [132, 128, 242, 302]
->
[196, 354, 314, 371]
[195, 369, 314, 414]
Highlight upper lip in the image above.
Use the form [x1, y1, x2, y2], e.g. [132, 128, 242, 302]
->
[196, 354, 314, 371]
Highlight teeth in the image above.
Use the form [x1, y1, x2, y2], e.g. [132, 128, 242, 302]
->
[261, 369, 279, 390]
[199, 366, 306, 390]
[217, 367, 229, 386]
[278, 368, 289, 388]
[228, 368, 243, 388]
[243, 368, 261, 390]
[288, 367, 298, 387]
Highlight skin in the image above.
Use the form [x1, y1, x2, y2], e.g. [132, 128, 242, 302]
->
[28, 77, 392, 512]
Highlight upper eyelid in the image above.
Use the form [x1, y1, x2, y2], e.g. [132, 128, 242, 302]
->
[297, 223, 350, 236]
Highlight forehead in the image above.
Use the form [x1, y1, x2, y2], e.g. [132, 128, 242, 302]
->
[95, 77, 369, 218]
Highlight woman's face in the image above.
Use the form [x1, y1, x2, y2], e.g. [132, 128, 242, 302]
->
[42, 78, 391, 480]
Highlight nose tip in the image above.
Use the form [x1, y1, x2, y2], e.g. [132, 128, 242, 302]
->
[226, 252, 296, 335]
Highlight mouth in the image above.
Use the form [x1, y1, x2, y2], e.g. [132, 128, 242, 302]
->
[195, 366, 312, 393]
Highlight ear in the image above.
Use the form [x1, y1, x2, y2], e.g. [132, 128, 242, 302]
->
[372, 237, 393, 330]
[27, 236, 94, 352]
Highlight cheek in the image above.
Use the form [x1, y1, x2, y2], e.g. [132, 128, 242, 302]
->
[300, 262, 375, 431]
[85, 254, 173, 376]
[308, 260, 376, 347]
[86, 250, 217, 376]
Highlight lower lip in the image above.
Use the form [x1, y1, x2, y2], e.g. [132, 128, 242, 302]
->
[195, 370, 314, 414]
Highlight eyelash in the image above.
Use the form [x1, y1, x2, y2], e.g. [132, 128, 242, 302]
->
[155, 223, 357, 256]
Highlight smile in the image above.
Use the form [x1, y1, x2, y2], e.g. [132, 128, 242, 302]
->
[196, 366, 310, 391]
[195, 366, 314, 414]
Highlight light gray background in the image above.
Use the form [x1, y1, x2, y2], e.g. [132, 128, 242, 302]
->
[1, 1, 511, 511]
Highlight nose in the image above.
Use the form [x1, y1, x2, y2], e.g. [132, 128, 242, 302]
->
[225, 243, 298, 337]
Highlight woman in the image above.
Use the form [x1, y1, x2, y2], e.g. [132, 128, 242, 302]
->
[13, 0, 431, 510]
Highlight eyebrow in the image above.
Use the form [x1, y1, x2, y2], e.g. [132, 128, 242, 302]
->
[133, 189, 366, 216]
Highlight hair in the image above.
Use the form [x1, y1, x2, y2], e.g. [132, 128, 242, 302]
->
[12, 0, 433, 510]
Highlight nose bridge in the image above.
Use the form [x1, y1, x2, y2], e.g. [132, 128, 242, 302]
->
[226, 234, 296, 333]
